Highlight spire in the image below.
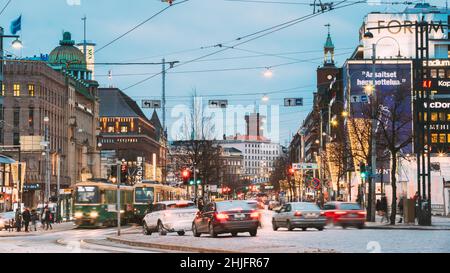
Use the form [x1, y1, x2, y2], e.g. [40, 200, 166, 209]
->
[324, 24, 335, 66]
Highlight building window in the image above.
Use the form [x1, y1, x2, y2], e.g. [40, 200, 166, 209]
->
[13, 108, 20, 127]
[120, 126, 128, 133]
[439, 134, 446, 143]
[107, 126, 115, 133]
[448, 134, 450, 143]
[13, 133, 20, 145]
[439, 69, 446, 79]
[430, 69, 437, 78]
[1, 84, 4, 96]
[28, 84, 35, 97]
[29, 108, 34, 128]
[431, 113, 438, 122]
[431, 134, 438, 143]
[13, 84, 20, 97]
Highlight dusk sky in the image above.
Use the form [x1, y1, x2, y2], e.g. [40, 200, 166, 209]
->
[1, 0, 447, 145]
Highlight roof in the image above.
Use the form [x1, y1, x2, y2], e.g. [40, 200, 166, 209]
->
[98, 88, 150, 122]
[223, 147, 242, 154]
[150, 110, 162, 130]
[324, 33, 334, 49]
[48, 32, 87, 71]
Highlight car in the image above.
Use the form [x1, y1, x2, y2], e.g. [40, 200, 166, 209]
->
[142, 200, 198, 236]
[322, 202, 366, 229]
[245, 200, 262, 228]
[192, 200, 260, 237]
[272, 202, 327, 231]
[0, 211, 16, 231]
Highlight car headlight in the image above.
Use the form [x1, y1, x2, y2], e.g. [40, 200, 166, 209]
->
[90, 211, 99, 218]
[74, 212, 83, 218]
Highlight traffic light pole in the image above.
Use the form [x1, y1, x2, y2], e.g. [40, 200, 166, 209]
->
[116, 161, 121, 236]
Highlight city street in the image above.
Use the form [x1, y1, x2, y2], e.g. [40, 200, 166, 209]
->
[1, 213, 449, 253]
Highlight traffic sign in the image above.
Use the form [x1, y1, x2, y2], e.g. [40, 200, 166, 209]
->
[292, 163, 318, 170]
[284, 98, 303, 107]
[142, 100, 161, 108]
[208, 100, 228, 108]
[350, 94, 369, 103]
[312, 178, 321, 189]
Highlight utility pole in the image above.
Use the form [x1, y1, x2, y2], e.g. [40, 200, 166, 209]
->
[56, 154, 61, 222]
[117, 160, 121, 236]
[368, 43, 377, 222]
[44, 117, 50, 204]
[82, 16, 87, 62]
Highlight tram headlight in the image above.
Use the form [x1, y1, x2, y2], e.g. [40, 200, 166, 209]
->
[90, 211, 99, 218]
[74, 212, 83, 218]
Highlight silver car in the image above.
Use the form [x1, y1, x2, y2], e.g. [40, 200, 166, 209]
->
[272, 202, 326, 231]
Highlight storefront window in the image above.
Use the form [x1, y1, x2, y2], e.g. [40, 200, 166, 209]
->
[439, 134, 446, 143]
[431, 112, 438, 122]
[431, 134, 438, 143]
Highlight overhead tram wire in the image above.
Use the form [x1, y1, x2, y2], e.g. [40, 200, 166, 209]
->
[122, 0, 364, 90]
[95, 0, 190, 54]
[0, 0, 12, 16]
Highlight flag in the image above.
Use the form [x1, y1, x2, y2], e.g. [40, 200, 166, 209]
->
[10, 15, 21, 35]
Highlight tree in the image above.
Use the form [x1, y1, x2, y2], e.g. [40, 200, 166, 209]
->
[375, 87, 412, 225]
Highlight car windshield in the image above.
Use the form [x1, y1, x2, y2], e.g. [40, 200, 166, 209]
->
[340, 203, 362, 210]
[135, 187, 154, 204]
[246, 201, 258, 210]
[165, 202, 196, 209]
[75, 186, 99, 204]
[216, 201, 252, 211]
[292, 203, 320, 211]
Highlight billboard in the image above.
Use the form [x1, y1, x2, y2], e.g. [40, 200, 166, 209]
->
[344, 61, 413, 182]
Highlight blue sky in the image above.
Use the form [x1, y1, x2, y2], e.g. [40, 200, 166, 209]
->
[1, 0, 447, 145]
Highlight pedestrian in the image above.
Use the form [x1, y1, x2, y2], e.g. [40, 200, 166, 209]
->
[376, 199, 381, 216]
[398, 196, 404, 224]
[22, 207, 31, 232]
[44, 207, 53, 230]
[30, 209, 38, 231]
[380, 195, 389, 223]
[15, 209, 22, 232]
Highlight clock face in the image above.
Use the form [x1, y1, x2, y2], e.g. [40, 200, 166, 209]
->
[327, 74, 333, 80]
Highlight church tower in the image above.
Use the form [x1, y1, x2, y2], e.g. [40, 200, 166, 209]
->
[324, 23, 335, 66]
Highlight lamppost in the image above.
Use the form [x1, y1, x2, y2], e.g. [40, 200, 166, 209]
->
[0, 26, 22, 88]
[43, 116, 50, 204]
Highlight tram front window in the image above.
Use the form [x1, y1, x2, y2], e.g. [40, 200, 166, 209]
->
[135, 187, 154, 204]
[76, 186, 99, 204]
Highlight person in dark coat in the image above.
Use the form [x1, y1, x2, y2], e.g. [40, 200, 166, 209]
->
[398, 196, 404, 224]
[376, 199, 382, 216]
[14, 209, 22, 232]
[22, 207, 31, 232]
[380, 195, 389, 223]
[30, 209, 38, 231]
[44, 207, 53, 230]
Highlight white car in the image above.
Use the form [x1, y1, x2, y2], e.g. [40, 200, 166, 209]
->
[0, 212, 16, 231]
[142, 200, 198, 236]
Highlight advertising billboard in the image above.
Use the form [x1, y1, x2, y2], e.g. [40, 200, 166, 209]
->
[344, 61, 413, 182]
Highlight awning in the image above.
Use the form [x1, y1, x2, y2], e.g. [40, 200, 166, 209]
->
[0, 154, 16, 164]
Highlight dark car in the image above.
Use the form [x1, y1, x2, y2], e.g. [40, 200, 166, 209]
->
[322, 202, 366, 229]
[192, 200, 260, 237]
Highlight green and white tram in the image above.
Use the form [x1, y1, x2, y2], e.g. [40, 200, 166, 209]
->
[73, 180, 134, 227]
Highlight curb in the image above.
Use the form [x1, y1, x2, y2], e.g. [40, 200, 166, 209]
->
[0, 224, 77, 238]
[106, 237, 240, 253]
[365, 226, 450, 231]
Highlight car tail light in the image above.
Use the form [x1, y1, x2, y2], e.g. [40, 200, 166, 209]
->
[215, 213, 229, 220]
[294, 211, 302, 217]
[320, 211, 325, 216]
[250, 211, 259, 219]
[357, 211, 367, 216]
[335, 211, 347, 215]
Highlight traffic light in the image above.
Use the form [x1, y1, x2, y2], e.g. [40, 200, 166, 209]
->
[189, 178, 201, 185]
[181, 169, 191, 185]
[359, 163, 368, 179]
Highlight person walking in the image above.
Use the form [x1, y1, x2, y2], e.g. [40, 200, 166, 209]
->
[380, 195, 389, 223]
[22, 207, 31, 232]
[376, 199, 382, 217]
[14, 209, 22, 232]
[44, 207, 53, 230]
[398, 196, 404, 224]
[30, 209, 38, 231]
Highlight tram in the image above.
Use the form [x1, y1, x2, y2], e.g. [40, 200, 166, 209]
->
[73, 180, 134, 227]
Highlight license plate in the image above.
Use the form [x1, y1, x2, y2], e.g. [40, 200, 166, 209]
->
[234, 213, 245, 219]
[305, 213, 317, 218]
[348, 214, 357, 217]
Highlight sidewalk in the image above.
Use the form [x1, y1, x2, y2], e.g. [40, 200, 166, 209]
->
[0, 222, 76, 237]
[365, 215, 450, 230]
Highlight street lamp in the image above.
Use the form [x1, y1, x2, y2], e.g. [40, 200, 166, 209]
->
[261, 94, 269, 102]
[263, 67, 273, 78]
[43, 116, 50, 205]
[11, 38, 23, 50]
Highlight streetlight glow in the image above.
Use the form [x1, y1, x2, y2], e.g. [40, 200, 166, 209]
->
[11, 38, 23, 50]
[263, 68, 273, 78]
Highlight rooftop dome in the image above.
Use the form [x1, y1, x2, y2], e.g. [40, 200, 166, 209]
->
[48, 32, 87, 70]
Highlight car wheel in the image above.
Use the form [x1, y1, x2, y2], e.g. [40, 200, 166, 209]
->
[249, 229, 257, 237]
[272, 220, 278, 231]
[158, 221, 167, 236]
[231, 232, 238, 237]
[192, 223, 201, 237]
[287, 220, 294, 231]
[317, 227, 324, 231]
[342, 224, 347, 229]
[357, 224, 365, 229]
[302, 227, 307, 231]
[177, 231, 185, 236]
[209, 223, 218, 238]
[142, 222, 152, 235]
